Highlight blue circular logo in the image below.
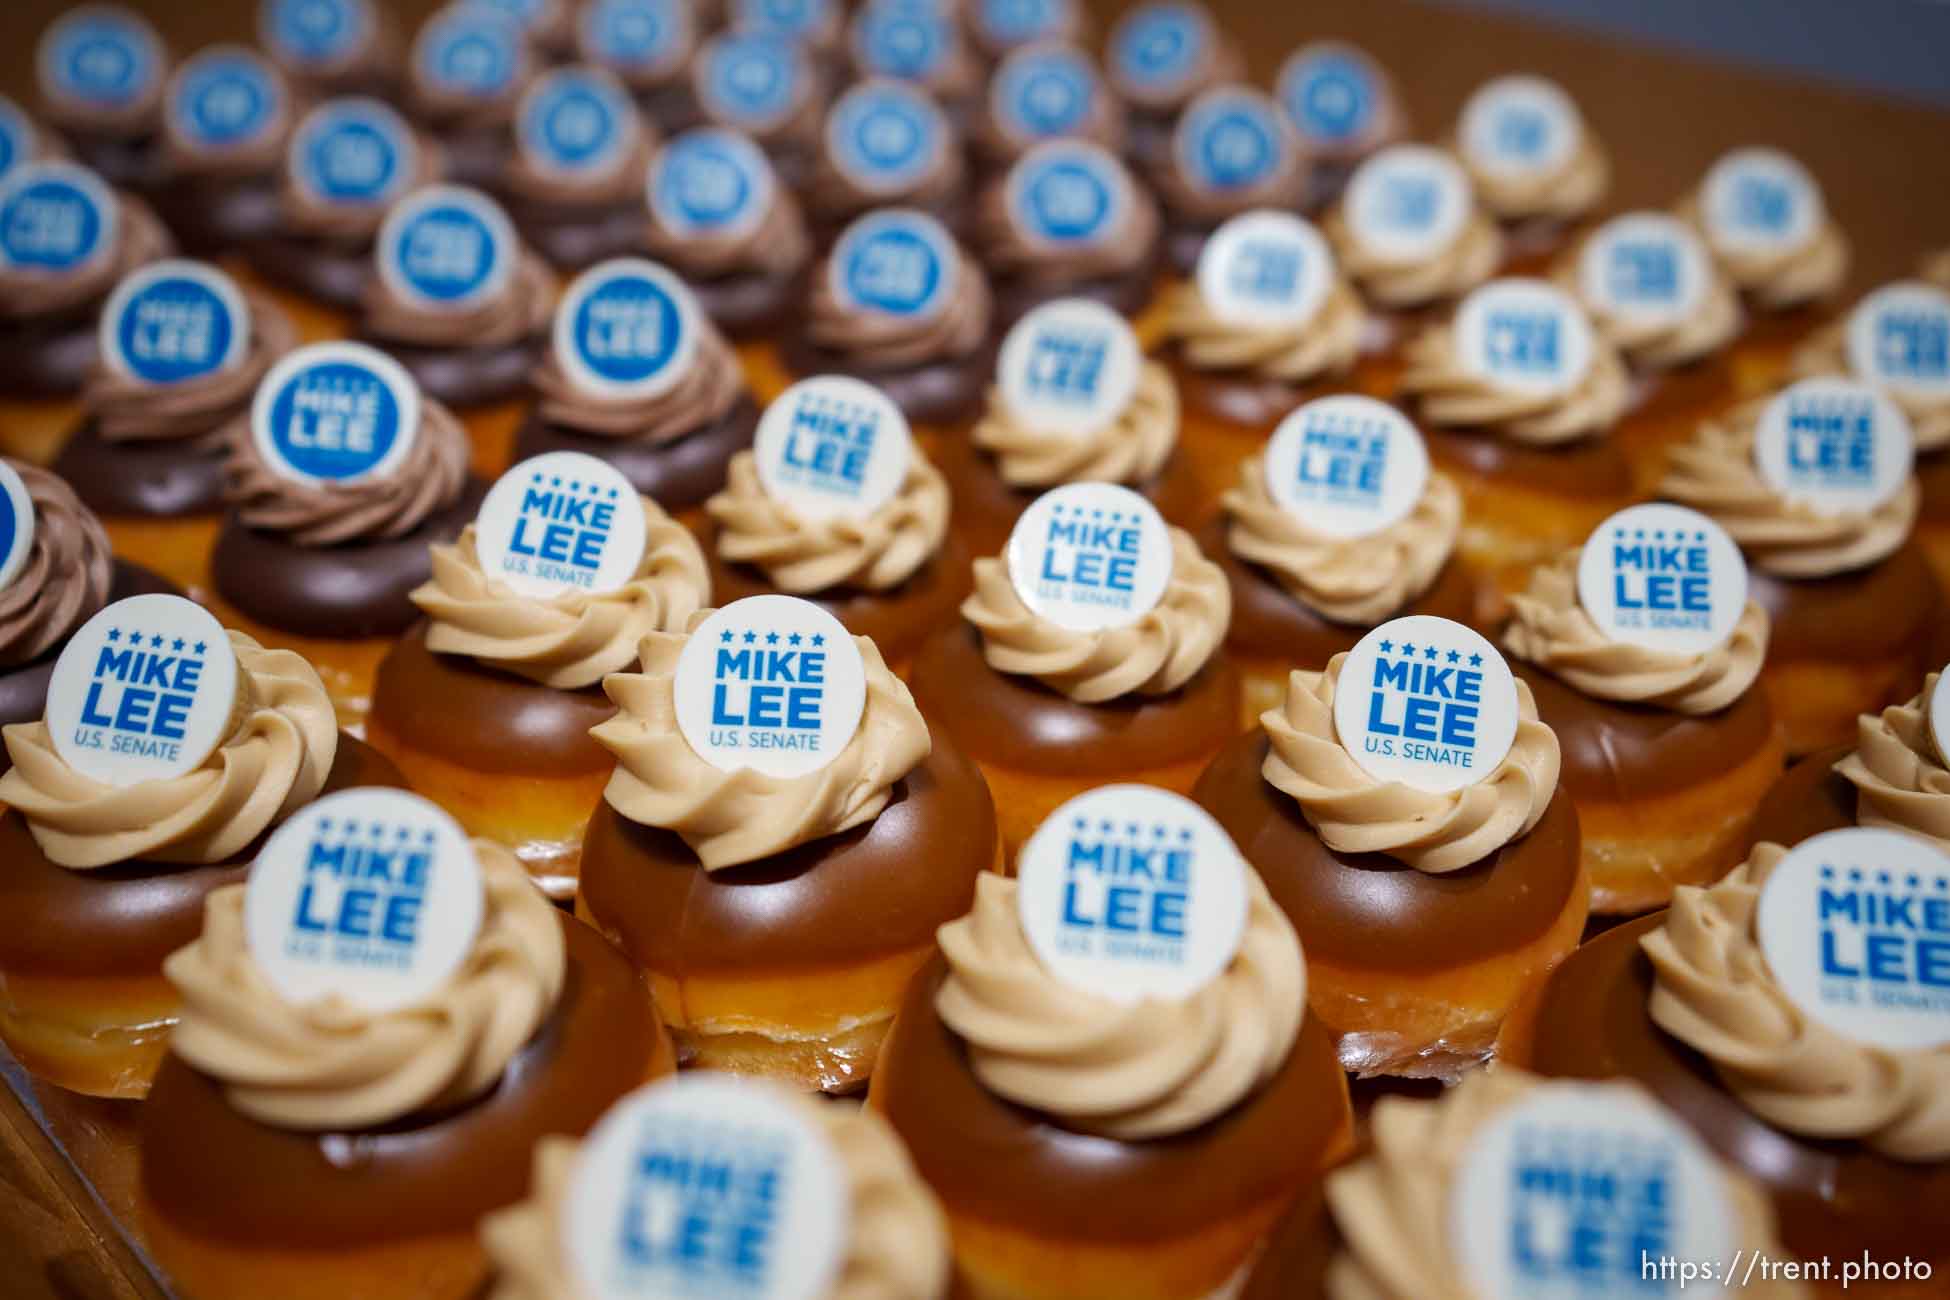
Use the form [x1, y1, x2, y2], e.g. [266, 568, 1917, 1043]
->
[827, 83, 941, 194]
[734, 0, 831, 41]
[649, 128, 772, 238]
[831, 210, 954, 318]
[1279, 45, 1377, 146]
[978, 0, 1069, 49]
[579, 0, 685, 72]
[852, 5, 950, 80]
[260, 0, 370, 68]
[698, 31, 801, 130]
[518, 68, 634, 175]
[0, 98, 31, 182]
[252, 342, 420, 484]
[169, 48, 283, 153]
[555, 259, 697, 397]
[291, 97, 416, 207]
[415, 7, 523, 99]
[377, 185, 516, 309]
[991, 44, 1096, 142]
[0, 163, 115, 274]
[0, 463, 31, 594]
[1008, 143, 1125, 245]
[39, 7, 162, 111]
[101, 261, 250, 386]
[1109, 3, 1205, 95]
[1177, 89, 1287, 192]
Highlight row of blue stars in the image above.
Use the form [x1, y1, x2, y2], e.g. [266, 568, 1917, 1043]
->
[103, 629, 207, 654]
[1820, 866, 1950, 890]
[314, 818, 440, 845]
[1614, 528, 1710, 542]
[719, 629, 826, 646]
[1048, 504, 1135, 522]
[1376, 639, 1485, 667]
[1073, 817, 1197, 843]
[529, 472, 621, 499]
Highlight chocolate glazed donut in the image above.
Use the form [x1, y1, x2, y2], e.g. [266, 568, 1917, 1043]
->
[54, 420, 227, 518]
[691, 263, 812, 341]
[149, 173, 284, 257]
[989, 238, 1164, 333]
[511, 395, 760, 513]
[243, 236, 373, 311]
[779, 333, 1000, 426]
[0, 308, 103, 398]
[356, 336, 547, 410]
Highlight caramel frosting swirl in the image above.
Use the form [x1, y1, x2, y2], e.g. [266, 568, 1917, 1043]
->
[1681, 194, 1850, 312]
[0, 192, 170, 320]
[164, 842, 565, 1131]
[1323, 202, 1503, 311]
[532, 311, 744, 441]
[221, 397, 471, 545]
[1260, 658, 1560, 872]
[1659, 405, 1919, 578]
[0, 463, 113, 668]
[505, 126, 655, 206]
[936, 869, 1303, 1140]
[482, 1101, 952, 1300]
[1792, 322, 1950, 454]
[1164, 274, 1365, 382]
[0, 631, 337, 869]
[962, 526, 1228, 703]
[281, 129, 446, 241]
[806, 245, 991, 368]
[593, 617, 930, 869]
[84, 289, 298, 443]
[1324, 1069, 1805, 1300]
[973, 360, 1177, 488]
[1644, 844, 1950, 1160]
[706, 450, 949, 593]
[361, 244, 556, 349]
[1399, 322, 1630, 444]
[414, 508, 709, 689]
[974, 170, 1159, 284]
[1150, 137, 1306, 226]
[1223, 457, 1461, 626]
[1460, 130, 1609, 224]
[642, 178, 810, 281]
[1503, 548, 1769, 715]
[1562, 243, 1744, 372]
[1834, 676, 1950, 848]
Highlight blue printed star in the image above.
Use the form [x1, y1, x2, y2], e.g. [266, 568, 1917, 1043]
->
[1125, 822, 1140, 837]
[172, 638, 185, 652]
[421, 829, 437, 846]
[788, 632, 802, 646]
[1377, 639, 1393, 653]
[396, 825, 412, 840]
[1400, 642, 1417, 657]
[1468, 652, 1483, 667]
[811, 633, 826, 646]
[1848, 868, 1864, 883]
[720, 630, 733, 643]
[343, 820, 360, 835]
[106, 628, 121, 642]
[1073, 817, 1088, 831]
[1447, 649, 1461, 664]
[151, 634, 165, 648]
[766, 631, 780, 644]
[1423, 645, 1438, 661]
[126, 628, 143, 644]
[1178, 827, 1194, 843]
[1098, 819, 1115, 834]
[318, 818, 334, 833]
[1151, 824, 1169, 838]
[551, 477, 562, 487]
[1877, 872, 1893, 886]
[1821, 866, 1834, 880]
[531, 472, 544, 483]
[192, 641, 207, 655]
[743, 630, 757, 644]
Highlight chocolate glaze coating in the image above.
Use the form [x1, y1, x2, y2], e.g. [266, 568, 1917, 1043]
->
[990, 259, 1159, 332]
[909, 623, 1243, 774]
[436, 126, 513, 191]
[148, 173, 283, 256]
[510, 394, 759, 513]
[809, 192, 971, 255]
[1193, 731, 1584, 971]
[354, 333, 545, 410]
[0, 736, 403, 979]
[689, 264, 811, 340]
[1918, 450, 1950, 526]
[140, 914, 670, 1246]
[1239, 1183, 1338, 1300]
[54, 418, 227, 518]
[503, 196, 652, 271]
[62, 130, 167, 193]
[1422, 424, 1637, 501]
[579, 739, 995, 972]
[1512, 661, 1780, 804]
[1196, 516, 1478, 665]
[370, 621, 615, 778]
[210, 477, 489, 638]
[1519, 913, 1950, 1265]
[1164, 223, 1217, 277]
[0, 309, 99, 398]
[780, 333, 999, 425]
[632, 85, 701, 134]
[1169, 342, 1349, 432]
[242, 235, 372, 311]
[1747, 543, 1939, 664]
[1743, 744, 1854, 854]
[873, 958, 1350, 1240]
[936, 433, 1208, 559]
[704, 529, 973, 668]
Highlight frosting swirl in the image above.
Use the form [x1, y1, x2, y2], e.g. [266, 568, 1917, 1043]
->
[164, 841, 565, 1131]
[809, 125, 965, 226]
[84, 288, 298, 443]
[1323, 202, 1502, 310]
[505, 126, 655, 207]
[1460, 130, 1608, 224]
[0, 192, 171, 320]
[706, 450, 949, 593]
[1834, 677, 1950, 848]
[406, 49, 528, 133]
[1792, 323, 1950, 454]
[1324, 1069, 1804, 1300]
[1260, 658, 1560, 873]
[1399, 322, 1630, 444]
[360, 244, 556, 349]
[532, 312, 745, 441]
[974, 171, 1159, 285]
[1659, 404, 1919, 578]
[481, 1101, 952, 1300]
[1503, 548, 1769, 715]
[1164, 275, 1365, 383]
[0, 462, 114, 668]
[962, 526, 1228, 703]
[592, 617, 930, 869]
[642, 177, 810, 281]
[1644, 844, 1950, 1160]
[1223, 457, 1461, 626]
[805, 245, 991, 368]
[1562, 237, 1744, 371]
[1681, 194, 1850, 311]
[414, 507, 709, 690]
[0, 631, 337, 869]
[160, 68, 293, 176]
[936, 869, 1303, 1140]
[281, 129, 446, 242]
[973, 360, 1177, 488]
[1150, 134, 1306, 226]
[221, 397, 472, 544]
[972, 52, 1124, 164]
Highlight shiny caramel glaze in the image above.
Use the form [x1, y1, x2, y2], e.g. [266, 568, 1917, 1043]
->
[1422, 424, 1638, 502]
[1748, 544, 1938, 667]
[778, 333, 1000, 426]
[510, 396, 760, 515]
[1742, 744, 1855, 854]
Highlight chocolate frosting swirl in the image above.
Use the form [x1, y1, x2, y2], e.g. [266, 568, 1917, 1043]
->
[0, 191, 171, 320]
[972, 47, 1124, 164]
[505, 125, 655, 206]
[809, 116, 965, 223]
[220, 397, 472, 545]
[806, 241, 991, 368]
[1260, 658, 1560, 873]
[160, 63, 294, 176]
[41, 47, 165, 135]
[1680, 194, 1850, 312]
[482, 1099, 952, 1300]
[973, 359, 1177, 488]
[1323, 202, 1502, 310]
[1459, 129, 1608, 224]
[1324, 1069, 1805, 1300]
[414, 506, 709, 690]
[1643, 844, 1950, 1160]
[642, 174, 811, 280]
[0, 462, 113, 667]
[592, 616, 931, 870]
[936, 869, 1303, 1140]
[405, 43, 530, 132]
[1399, 321, 1631, 444]
[1561, 235, 1744, 372]
[1503, 548, 1770, 715]
[962, 526, 1229, 703]
[1223, 457, 1461, 627]
[706, 450, 949, 593]
[0, 631, 337, 869]
[1792, 322, 1950, 454]
[84, 288, 298, 443]
[1164, 274, 1365, 382]
[361, 244, 556, 349]
[1150, 126, 1306, 225]
[1113, 28, 1244, 113]
[973, 168, 1159, 284]
[532, 313, 746, 441]
[280, 126, 446, 241]
[1659, 403, 1919, 578]
[164, 841, 566, 1131]
[1834, 676, 1950, 848]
